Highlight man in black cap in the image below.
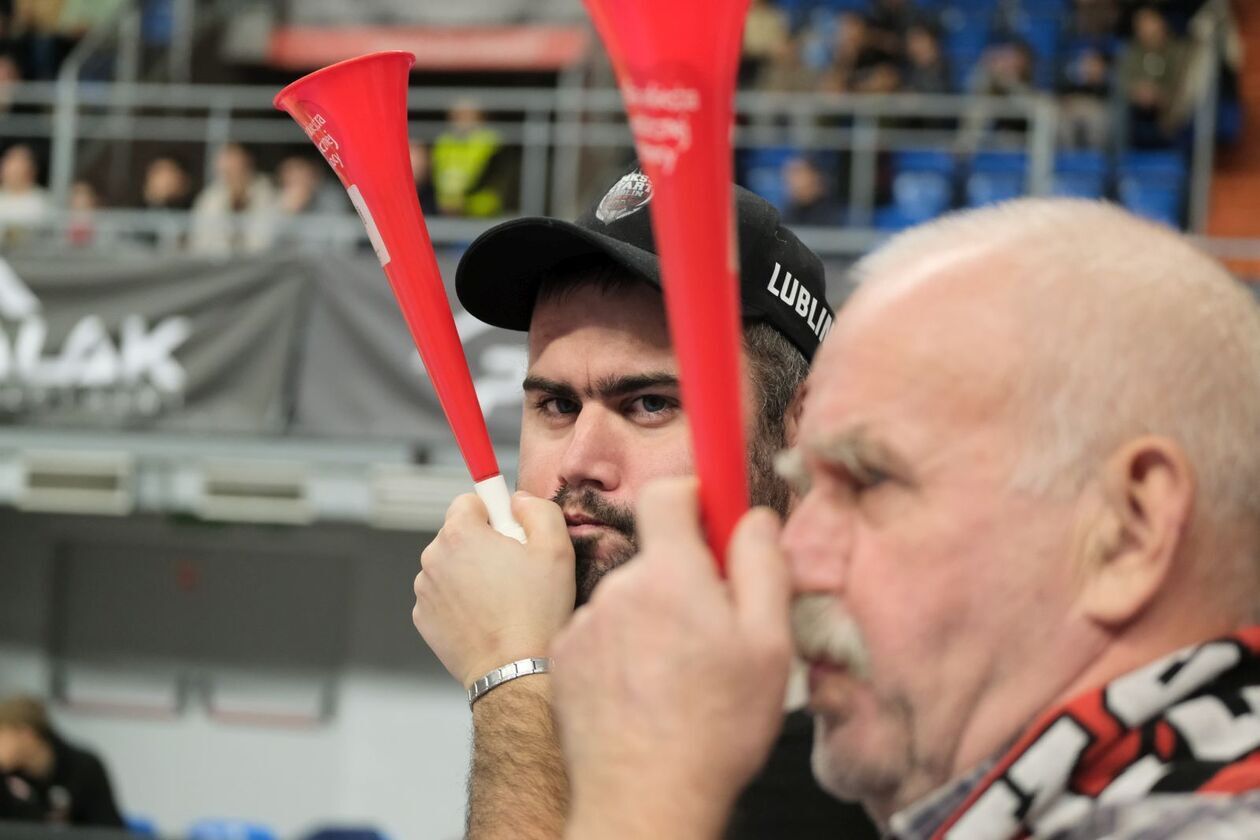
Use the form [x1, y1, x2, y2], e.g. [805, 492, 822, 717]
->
[412, 166, 877, 840]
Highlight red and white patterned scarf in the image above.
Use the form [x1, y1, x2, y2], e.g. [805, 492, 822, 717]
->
[932, 627, 1260, 839]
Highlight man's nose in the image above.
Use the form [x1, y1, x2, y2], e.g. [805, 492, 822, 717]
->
[557, 406, 623, 493]
[781, 490, 850, 595]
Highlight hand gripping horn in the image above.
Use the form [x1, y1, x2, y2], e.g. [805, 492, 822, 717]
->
[274, 51, 525, 541]
[582, 0, 753, 566]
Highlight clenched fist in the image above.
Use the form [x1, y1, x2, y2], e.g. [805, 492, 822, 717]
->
[413, 491, 576, 688]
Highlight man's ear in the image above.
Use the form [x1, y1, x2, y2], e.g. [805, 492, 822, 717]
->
[1077, 436, 1196, 627]
[783, 382, 808, 448]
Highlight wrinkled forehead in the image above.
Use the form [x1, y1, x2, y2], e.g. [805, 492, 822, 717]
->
[802, 255, 1026, 446]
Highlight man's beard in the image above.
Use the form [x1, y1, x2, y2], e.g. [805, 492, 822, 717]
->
[558, 421, 791, 607]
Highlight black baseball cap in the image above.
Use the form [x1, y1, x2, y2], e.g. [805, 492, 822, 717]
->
[455, 165, 833, 361]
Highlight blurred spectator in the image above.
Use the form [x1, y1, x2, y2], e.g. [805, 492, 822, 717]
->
[141, 155, 192, 210]
[817, 12, 902, 94]
[0, 142, 48, 247]
[1120, 4, 1187, 147]
[57, 0, 127, 38]
[274, 155, 348, 246]
[868, 0, 914, 55]
[0, 51, 20, 114]
[432, 99, 510, 217]
[958, 39, 1036, 149]
[276, 155, 346, 217]
[781, 156, 844, 227]
[740, 0, 790, 86]
[11, 0, 63, 80]
[189, 142, 276, 256]
[754, 33, 818, 95]
[1073, 0, 1122, 39]
[66, 177, 97, 245]
[0, 695, 125, 827]
[903, 22, 951, 94]
[970, 38, 1036, 98]
[1057, 47, 1112, 148]
[408, 138, 437, 216]
[135, 156, 191, 248]
[0, 0, 15, 56]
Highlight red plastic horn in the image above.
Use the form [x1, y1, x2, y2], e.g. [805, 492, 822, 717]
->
[274, 52, 524, 541]
[582, 0, 752, 565]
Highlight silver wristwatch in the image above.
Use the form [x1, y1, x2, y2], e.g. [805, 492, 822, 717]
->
[467, 657, 551, 707]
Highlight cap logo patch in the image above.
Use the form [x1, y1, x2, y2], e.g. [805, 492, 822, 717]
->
[595, 171, 653, 224]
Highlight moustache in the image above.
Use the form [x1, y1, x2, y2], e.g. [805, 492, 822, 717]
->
[551, 484, 636, 538]
[791, 594, 870, 679]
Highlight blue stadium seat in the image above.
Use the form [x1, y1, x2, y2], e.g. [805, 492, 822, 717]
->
[873, 206, 919, 231]
[941, 10, 991, 89]
[188, 819, 278, 840]
[1118, 182, 1182, 227]
[125, 815, 159, 837]
[893, 149, 956, 175]
[300, 829, 390, 840]
[1119, 150, 1187, 182]
[742, 146, 799, 211]
[1116, 150, 1186, 226]
[1052, 150, 1108, 199]
[888, 149, 956, 223]
[971, 150, 1028, 173]
[815, 0, 869, 12]
[893, 171, 953, 221]
[965, 150, 1027, 206]
[947, 0, 1001, 11]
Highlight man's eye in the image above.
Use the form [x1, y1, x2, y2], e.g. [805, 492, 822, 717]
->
[635, 395, 672, 414]
[536, 397, 579, 417]
[625, 394, 679, 423]
[851, 466, 891, 493]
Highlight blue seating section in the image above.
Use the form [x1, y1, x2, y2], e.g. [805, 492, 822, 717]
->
[965, 150, 1027, 207]
[740, 2, 1198, 229]
[1052, 150, 1108, 199]
[883, 150, 955, 228]
[766, 146, 1188, 229]
[742, 146, 799, 211]
[125, 815, 159, 837]
[188, 819, 278, 840]
[1116, 151, 1186, 226]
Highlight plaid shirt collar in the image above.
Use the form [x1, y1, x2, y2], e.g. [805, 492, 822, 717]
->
[885, 760, 995, 840]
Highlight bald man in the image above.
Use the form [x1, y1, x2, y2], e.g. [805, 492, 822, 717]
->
[549, 199, 1260, 840]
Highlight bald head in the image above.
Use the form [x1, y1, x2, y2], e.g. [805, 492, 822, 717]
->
[841, 197, 1260, 594]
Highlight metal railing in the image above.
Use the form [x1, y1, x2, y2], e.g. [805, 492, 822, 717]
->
[5, 80, 1065, 220]
[0, 0, 1231, 237]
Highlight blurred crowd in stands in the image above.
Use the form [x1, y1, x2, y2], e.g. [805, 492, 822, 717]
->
[739, 0, 1232, 229]
[741, 0, 1206, 151]
[0, 97, 515, 253]
[0, 0, 1239, 250]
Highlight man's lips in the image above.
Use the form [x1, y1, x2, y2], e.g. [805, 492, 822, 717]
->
[806, 659, 855, 694]
[564, 512, 607, 528]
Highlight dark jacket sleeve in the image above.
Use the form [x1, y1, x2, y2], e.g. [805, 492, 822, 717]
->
[67, 749, 126, 828]
[0, 773, 45, 821]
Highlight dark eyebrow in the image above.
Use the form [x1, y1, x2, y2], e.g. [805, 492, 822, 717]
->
[522, 375, 580, 403]
[521, 372, 679, 402]
[591, 372, 679, 400]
